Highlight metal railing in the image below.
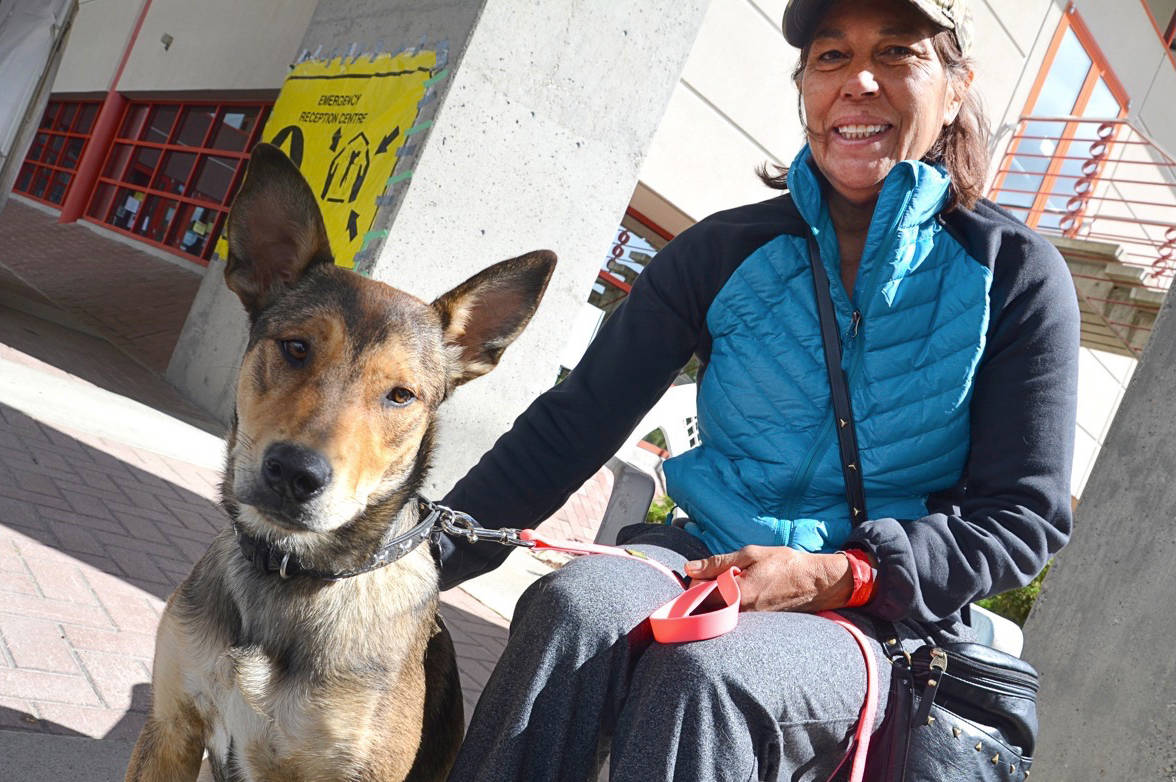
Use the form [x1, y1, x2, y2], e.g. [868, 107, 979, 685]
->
[992, 116, 1176, 356]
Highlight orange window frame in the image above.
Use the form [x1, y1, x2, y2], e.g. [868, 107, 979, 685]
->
[990, 4, 1129, 231]
[1140, 0, 1176, 68]
[13, 99, 102, 207]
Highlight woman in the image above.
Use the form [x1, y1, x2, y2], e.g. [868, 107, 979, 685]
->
[438, 0, 1078, 778]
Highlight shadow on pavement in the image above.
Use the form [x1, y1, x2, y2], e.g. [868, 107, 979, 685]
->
[0, 688, 148, 782]
[0, 402, 223, 603]
[0, 299, 224, 438]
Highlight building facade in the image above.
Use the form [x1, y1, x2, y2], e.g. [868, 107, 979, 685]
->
[10, 0, 1176, 502]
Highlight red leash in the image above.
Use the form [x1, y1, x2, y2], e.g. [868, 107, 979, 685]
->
[519, 529, 879, 781]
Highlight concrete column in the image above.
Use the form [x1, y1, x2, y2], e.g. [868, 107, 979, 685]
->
[1024, 292, 1176, 776]
[168, 0, 710, 496]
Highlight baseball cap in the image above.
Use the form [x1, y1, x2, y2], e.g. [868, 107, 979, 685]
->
[782, 0, 973, 55]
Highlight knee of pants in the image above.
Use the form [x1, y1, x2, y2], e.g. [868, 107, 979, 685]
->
[511, 554, 677, 642]
[629, 637, 735, 703]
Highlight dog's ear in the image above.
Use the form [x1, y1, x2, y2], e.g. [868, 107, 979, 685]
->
[432, 251, 557, 387]
[224, 143, 332, 317]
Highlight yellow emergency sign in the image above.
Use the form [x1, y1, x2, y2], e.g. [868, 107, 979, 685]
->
[219, 50, 437, 267]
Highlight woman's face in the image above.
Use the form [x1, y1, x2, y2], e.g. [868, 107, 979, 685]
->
[799, 0, 968, 205]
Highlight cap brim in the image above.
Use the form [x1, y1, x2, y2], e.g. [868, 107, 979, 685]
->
[783, 0, 961, 51]
[783, 0, 832, 49]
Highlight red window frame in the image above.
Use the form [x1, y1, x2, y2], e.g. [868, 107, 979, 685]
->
[598, 207, 676, 295]
[13, 99, 102, 207]
[83, 99, 272, 266]
[989, 4, 1129, 232]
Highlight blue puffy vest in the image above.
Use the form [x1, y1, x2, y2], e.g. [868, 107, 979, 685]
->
[664, 147, 993, 556]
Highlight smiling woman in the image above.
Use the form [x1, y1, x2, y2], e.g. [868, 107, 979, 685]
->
[437, 1, 1080, 780]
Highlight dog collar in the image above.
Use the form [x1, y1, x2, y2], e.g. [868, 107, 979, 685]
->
[233, 499, 444, 581]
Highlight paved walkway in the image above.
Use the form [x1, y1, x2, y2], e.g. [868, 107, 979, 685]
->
[0, 198, 203, 374]
[0, 201, 614, 780]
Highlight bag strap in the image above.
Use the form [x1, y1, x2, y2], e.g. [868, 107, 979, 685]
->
[804, 231, 868, 526]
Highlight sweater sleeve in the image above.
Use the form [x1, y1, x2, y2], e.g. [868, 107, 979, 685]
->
[435, 222, 733, 590]
[846, 222, 1080, 623]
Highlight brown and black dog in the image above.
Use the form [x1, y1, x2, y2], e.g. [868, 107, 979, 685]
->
[125, 143, 555, 782]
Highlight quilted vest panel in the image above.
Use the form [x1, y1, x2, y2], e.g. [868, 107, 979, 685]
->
[664, 149, 993, 556]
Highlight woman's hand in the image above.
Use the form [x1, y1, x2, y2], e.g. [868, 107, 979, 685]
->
[684, 546, 856, 613]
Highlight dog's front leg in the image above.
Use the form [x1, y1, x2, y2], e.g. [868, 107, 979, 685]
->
[126, 610, 207, 781]
[125, 709, 204, 781]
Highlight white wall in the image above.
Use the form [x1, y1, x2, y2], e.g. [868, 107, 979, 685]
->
[639, 0, 1062, 223]
[1073, 347, 1135, 493]
[52, 0, 317, 95]
[637, 0, 800, 221]
[53, 0, 142, 93]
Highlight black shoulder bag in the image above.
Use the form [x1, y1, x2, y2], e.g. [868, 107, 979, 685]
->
[804, 231, 1040, 781]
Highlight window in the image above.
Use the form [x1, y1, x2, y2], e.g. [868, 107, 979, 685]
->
[990, 6, 1128, 231]
[589, 209, 673, 319]
[84, 100, 271, 265]
[13, 99, 101, 206]
[1142, 0, 1176, 51]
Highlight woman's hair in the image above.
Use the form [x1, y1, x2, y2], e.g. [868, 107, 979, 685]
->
[757, 30, 991, 212]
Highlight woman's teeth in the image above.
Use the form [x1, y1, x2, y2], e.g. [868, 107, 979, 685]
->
[836, 124, 888, 140]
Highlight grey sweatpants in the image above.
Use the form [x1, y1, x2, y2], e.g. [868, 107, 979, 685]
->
[448, 524, 944, 782]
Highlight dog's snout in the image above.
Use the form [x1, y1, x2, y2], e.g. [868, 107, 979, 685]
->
[262, 443, 332, 503]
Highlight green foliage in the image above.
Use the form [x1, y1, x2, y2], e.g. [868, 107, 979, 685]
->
[976, 562, 1051, 627]
[646, 494, 677, 524]
[642, 428, 667, 451]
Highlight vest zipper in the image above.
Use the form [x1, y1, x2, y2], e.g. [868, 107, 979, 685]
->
[784, 193, 914, 528]
[847, 310, 862, 342]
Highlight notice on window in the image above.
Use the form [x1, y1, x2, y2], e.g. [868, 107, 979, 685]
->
[217, 50, 437, 268]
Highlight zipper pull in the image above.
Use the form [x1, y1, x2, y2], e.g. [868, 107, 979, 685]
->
[846, 310, 862, 342]
[913, 647, 947, 727]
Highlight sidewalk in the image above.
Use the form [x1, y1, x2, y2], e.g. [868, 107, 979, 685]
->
[0, 203, 614, 779]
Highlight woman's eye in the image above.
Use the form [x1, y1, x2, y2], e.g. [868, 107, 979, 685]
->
[882, 45, 915, 58]
[386, 387, 416, 407]
[815, 49, 846, 63]
[279, 339, 310, 365]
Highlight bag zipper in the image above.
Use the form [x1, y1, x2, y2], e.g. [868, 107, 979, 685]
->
[912, 651, 1039, 691]
[912, 647, 947, 726]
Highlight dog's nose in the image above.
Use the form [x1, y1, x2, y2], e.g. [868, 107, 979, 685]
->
[261, 443, 332, 503]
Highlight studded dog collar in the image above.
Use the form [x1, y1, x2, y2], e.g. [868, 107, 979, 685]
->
[233, 498, 447, 581]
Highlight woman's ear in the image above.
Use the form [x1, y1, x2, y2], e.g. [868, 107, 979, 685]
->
[943, 68, 974, 126]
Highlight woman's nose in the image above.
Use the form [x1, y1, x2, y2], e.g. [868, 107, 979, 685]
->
[841, 68, 879, 98]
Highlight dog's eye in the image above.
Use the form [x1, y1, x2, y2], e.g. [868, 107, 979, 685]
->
[279, 339, 310, 366]
[386, 387, 415, 407]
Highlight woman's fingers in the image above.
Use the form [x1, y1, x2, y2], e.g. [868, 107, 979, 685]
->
[684, 546, 761, 579]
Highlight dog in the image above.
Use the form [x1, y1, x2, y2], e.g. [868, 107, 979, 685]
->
[125, 142, 556, 781]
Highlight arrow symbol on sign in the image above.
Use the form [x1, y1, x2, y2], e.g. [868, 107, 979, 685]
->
[347, 210, 360, 241]
[330, 127, 342, 152]
[375, 127, 400, 155]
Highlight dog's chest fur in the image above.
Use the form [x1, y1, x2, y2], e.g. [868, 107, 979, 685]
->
[176, 533, 439, 781]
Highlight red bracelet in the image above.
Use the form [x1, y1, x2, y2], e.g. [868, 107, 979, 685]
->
[841, 549, 877, 608]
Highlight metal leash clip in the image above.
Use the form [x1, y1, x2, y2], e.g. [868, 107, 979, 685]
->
[425, 500, 536, 549]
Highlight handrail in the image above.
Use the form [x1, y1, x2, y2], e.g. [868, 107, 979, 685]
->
[993, 114, 1176, 357]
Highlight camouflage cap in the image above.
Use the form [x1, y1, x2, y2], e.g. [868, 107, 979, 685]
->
[783, 0, 973, 56]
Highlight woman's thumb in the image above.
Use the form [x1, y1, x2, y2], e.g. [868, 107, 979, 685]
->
[684, 552, 739, 580]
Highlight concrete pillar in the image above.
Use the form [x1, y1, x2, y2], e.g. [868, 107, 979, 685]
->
[1024, 292, 1176, 776]
[168, 0, 710, 495]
